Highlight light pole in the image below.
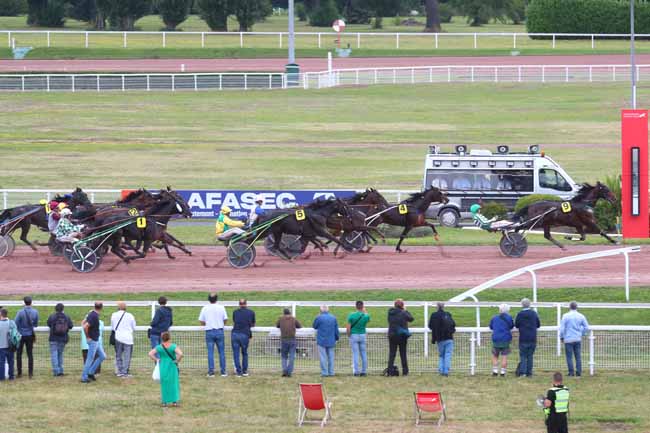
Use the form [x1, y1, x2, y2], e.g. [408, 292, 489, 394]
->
[288, 0, 295, 64]
[631, 0, 637, 109]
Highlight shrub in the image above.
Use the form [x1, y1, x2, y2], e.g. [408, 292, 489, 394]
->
[157, 0, 191, 30]
[506, 0, 525, 24]
[197, 0, 230, 30]
[295, 2, 306, 21]
[0, 0, 26, 16]
[308, 0, 338, 27]
[514, 194, 562, 213]
[481, 201, 508, 219]
[594, 175, 621, 231]
[438, 2, 453, 23]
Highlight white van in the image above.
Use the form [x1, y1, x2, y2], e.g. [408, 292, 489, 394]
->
[423, 145, 580, 227]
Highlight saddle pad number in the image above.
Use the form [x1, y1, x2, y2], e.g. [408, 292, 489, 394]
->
[561, 202, 572, 213]
[128, 208, 139, 216]
[136, 217, 147, 228]
[295, 209, 306, 221]
[398, 204, 408, 215]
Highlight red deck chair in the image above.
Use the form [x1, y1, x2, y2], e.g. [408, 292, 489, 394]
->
[414, 392, 447, 426]
[297, 383, 333, 427]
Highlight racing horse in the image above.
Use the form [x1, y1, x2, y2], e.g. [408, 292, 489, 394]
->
[0, 188, 91, 251]
[329, 189, 389, 253]
[513, 182, 618, 250]
[370, 187, 449, 253]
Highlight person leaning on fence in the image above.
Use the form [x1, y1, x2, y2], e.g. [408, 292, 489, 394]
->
[560, 301, 590, 377]
[14, 296, 38, 379]
[0, 308, 17, 381]
[46, 303, 73, 377]
[515, 298, 541, 377]
[428, 302, 456, 377]
[81, 302, 106, 384]
[544, 372, 570, 433]
[231, 299, 256, 377]
[276, 308, 302, 378]
[313, 305, 339, 377]
[198, 293, 228, 377]
[347, 300, 370, 377]
[489, 304, 514, 377]
[387, 299, 414, 377]
[111, 302, 137, 378]
[148, 331, 183, 408]
[80, 312, 104, 375]
[215, 206, 246, 242]
[150, 296, 173, 350]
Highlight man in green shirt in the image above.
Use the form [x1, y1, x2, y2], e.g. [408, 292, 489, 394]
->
[347, 301, 370, 377]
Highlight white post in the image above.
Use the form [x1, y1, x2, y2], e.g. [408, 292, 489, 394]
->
[473, 33, 477, 49]
[589, 330, 595, 376]
[201, 32, 205, 48]
[171, 74, 175, 91]
[494, 66, 498, 83]
[529, 269, 538, 304]
[278, 32, 281, 48]
[470, 331, 476, 376]
[96, 75, 100, 92]
[513, 33, 517, 49]
[219, 74, 222, 90]
[85, 32, 89, 48]
[447, 67, 451, 82]
[327, 51, 332, 87]
[268, 74, 272, 89]
[357, 33, 360, 48]
[194, 74, 198, 91]
[72, 75, 75, 92]
[613, 65, 616, 81]
[518, 66, 522, 82]
[90, 192, 95, 203]
[396, 33, 399, 49]
[374, 69, 377, 84]
[151, 302, 156, 319]
[244, 74, 248, 90]
[552, 34, 556, 48]
[393, 69, 396, 84]
[411, 68, 414, 84]
[423, 303, 429, 358]
[591, 34, 594, 49]
[565, 66, 569, 82]
[589, 65, 593, 82]
[2, 191, 7, 209]
[121, 74, 125, 92]
[46, 75, 50, 92]
[47, 31, 51, 47]
[123, 32, 127, 48]
[475, 304, 481, 347]
[163, 32, 166, 48]
[435, 33, 438, 49]
[556, 304, 562, 356]
[624, 252, 630, 301]
[471, 66, 474, 82]
[291, 303, 296, 317]
[240, 32, 243, 48]
[542, 66, 545, 83]
[356, 69, 360, 85]
[146, 74, 150, 91]
[7, 31, 10, 48]
[318, 33, 321, 49]
[429, 67, 433, 83]
[21, 75, 24, 92]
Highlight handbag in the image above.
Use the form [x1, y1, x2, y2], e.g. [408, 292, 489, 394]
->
[152, 361, 160, 382]
[110, 311, 126, 346]
[396, 327, 411, 338]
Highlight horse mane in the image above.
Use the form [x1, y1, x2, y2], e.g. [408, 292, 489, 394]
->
[573, 183, 594, 201]
[347, 191, 368, 203]
[117, 189, 149, 204]
[404, 191, 426, 203]
[306, 198, 337, 209]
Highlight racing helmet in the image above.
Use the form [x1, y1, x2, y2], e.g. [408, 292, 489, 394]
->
[470, 204, 481, 214]
[221, 206, 231, 214]
[60, 208, 72, 217]
[58, 202, 68, 210]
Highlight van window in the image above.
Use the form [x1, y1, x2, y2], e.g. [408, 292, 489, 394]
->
[426, 170, 533, 192]
[539, 169, 572, 192]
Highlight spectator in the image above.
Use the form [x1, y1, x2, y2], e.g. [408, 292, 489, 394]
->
[347, 301, 370, 377]
[148, 332, 183, 408]
[515, 298, 541, 377]
[198, 293, 228, 377]
[489, 304, 514, 376]
[312, 305, 339, 377]
[46, 303, 73, 377]
[14, 296, 38, 379]
[387, 299, 414, 376]
[560, 301, 590, 377]
[81, 302, 106, 383]
[80, 312, 104, 375]
[276, 308, 302, 378]
[0, 308, 16, 381]
[111, 302, 136, 378]
[150, 296, 173, 349]
[428, 302, 456, 377]
[231, 299, 256, 377]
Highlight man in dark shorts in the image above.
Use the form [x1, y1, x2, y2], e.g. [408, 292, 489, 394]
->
[544, 372, 570, 433]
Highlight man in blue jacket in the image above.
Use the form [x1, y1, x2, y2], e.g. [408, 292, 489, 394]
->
[149, 296, 173, 349]
[560, 301, 590, 377]
[515, 298, 541, 377]
[15, 296, 39, 379]
[313, 305, 339, 377]
[489, 304, 514, 377]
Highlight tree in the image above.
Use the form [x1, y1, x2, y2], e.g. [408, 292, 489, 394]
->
[94, 0, 110, 29]
[367, 0, 399, 29]
[0, 0, 26, 16]
[105, 0, 151, 30]
[424, 0, 441, 32]
[232, 0, 271, 31]
[27, 0, 66, 26]
[157, 0, 191, 30]
[308, 0, 337, 27]
[451, 0, 509, 27]
[197, 0, 230, 31]
[340, 0, 371, 24]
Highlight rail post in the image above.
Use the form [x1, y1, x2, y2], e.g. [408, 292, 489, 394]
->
[151, 302, 156, 319]
[518, 66, 522, 82]
[21, 75, 24, 92]
[291, 303, 297, 317]
[163, 32, 166, 48]
[552, 34, 556, 49]
[513, 33, 517, 49]
[471, 66, 474, 82]
[240, 32, 243, 48]
[591, 34, 594, 49]
[494, 66, 498, 83]
[589, 65, 592, 82]
[542, 66, 545, 83]
[3, 191, 7, 210]
[268, 74, 272, 89]
[447, 67, 451, 82]
[475, 303, 481, 346]
[589, 330, 595, 376]
[194, 74, 198, 91]
[396, 33, 399, 49]
[72, 75, 75, 92]
[411, 68, 414, 84]
[201, 32, 205, 48]
[7, 31, 10, 48]
[374, 69, 377, 84]
[121, 74, 125, 92]
[356, 69, 360, 85]
[96, 75, 100, 92]
[85, 32, 88, 48]
[47, 31, 50, 47]
[473, 32, 477, 49]
[219, 74, 222, 90]
[171, 74, 175, 91]
[423, 303, 429, 358]
[556, 303, 562, 356]
[318, 33, 321, 49]
[46, 75, 50, 92]
[146, 75, 150, 91]
[392, 69, 396, 84]
[357, 33, 360, 48]
[528, 269, 538, 303]
[624, 251, 630, 301]
[613, 65, 616, 81]
[429, 67, 433, 83]
[565, 66, 569, 82]
[90, 192, 95, 203]
[435, 33, 438, 49]
[244, 73, 248, 90]
[279, 32, 282, 48]
[469, 331, 476, 376]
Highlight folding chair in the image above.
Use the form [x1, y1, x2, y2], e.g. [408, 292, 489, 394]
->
[414, 392, 447, 426]
[297, 383, 333, 427]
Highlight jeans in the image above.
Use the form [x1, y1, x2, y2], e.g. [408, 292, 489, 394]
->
[0, 348, 14, 380]
[49, 341, 66, 376]
[206, 329, 226, 375]
[150, 333, 161, 349]
[17, 335, 34, 377]
[518, 342, 537, 376]
[114, 341, 133, 376]
[565, 341, 582, 376]
[437, 339, 454, 375]
[350, 334, 367, 375]
[231, 332, 250, 375]
[81, 339, 106, 381]
[281, 339, 296, 375]
[318, 346, 335, 376]
[388, 335, 409, 375]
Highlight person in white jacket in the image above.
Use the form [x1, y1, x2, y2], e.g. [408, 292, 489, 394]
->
[111, 302, 136, 378]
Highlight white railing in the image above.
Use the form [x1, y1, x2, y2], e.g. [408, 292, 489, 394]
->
[304, 64, 650, 89]
[0, 72, 287, 92]
[4, 30, 650, 50]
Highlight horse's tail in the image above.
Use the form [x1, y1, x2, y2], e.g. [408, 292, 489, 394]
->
[512, 206, 529, 223]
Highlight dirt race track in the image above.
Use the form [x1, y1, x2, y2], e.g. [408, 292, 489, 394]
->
[0, 244, 647, 295]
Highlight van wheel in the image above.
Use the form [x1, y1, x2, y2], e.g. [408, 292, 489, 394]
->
[438, 208, 460, 228]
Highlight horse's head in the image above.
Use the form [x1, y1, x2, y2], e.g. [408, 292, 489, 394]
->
[159, 188, 192, 218]
[70, 187, 91, 208]
[425, 186, 449, 205]
[364, 188, 390, 209]
[595, 181, 617, 205]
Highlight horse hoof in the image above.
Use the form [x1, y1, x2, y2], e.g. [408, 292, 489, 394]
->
[398, 249, 407, 254]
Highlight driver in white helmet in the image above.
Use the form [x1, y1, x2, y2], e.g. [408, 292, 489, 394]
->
[55, 208, 85, 243]
[247, 194, 267, 228]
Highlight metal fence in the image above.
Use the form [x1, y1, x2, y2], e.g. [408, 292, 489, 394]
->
[4, 30, 650, 50]
[0, 73, 286, 92]
[303, 64, 650, 89]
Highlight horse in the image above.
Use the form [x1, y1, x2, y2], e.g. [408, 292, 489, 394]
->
[329, 189, 388, 253]
[370, 187, 449, 253]
[513, 182, 618, 250]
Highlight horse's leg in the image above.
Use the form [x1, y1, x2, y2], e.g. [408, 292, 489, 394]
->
[426, 222, 440, 242]
[19, 223, 37, 251]
[544, 225, 565, 250]
[163, 232, 192, 256]
[273, 228, 292, 261]
[396, 226, 411, 253]
[162, 243, 176, 260]
[584, 221, 619, 244]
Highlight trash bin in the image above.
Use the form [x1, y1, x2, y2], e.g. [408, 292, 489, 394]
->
[285, 63, 300, 87]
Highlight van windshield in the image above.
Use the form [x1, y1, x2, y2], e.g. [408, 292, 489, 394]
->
[538, 169, 572, 192]
[426, 170, 533, 192]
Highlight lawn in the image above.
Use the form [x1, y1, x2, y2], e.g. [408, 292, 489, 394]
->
[0, 83, 642, 190]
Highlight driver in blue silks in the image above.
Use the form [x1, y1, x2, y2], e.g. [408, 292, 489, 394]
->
[247, 195, 267, 228]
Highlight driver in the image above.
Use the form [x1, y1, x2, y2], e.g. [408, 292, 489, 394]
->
[215, 205, 246, 242]
[55, 208, 85, 243]
[247, 194, 267, 228]
[470, 204, 512, 231]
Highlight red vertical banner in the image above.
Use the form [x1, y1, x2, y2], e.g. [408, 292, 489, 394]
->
[621, 109, 649, 238]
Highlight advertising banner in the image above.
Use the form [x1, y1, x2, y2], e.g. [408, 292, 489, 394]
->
[621, 109, 649, 238]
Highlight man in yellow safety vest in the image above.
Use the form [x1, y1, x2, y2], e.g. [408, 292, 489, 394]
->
[544, 371, 570, 433]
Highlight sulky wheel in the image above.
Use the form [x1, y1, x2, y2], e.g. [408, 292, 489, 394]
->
[63, 244, 75, 263]
[265, 234, 303, 259]
[70, 246, 101, 273]
[4, 235, 16, 257]
[227, 242, 256, 269]
[499, 232, 528, 258]
[0, 235, 8, 258]
[341, 231, 367, 253]
[264, 235, 279, 257]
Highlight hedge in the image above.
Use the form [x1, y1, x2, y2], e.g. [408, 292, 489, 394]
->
[526, 0, 650, 37]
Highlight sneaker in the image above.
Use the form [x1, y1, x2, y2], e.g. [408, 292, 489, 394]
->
[207, 373, 215, 378]
[116, 373, 124, 378]
[242, 373, 249, 377]
[282, 372, 287, 377]
[220, 373, 228, 377]
[492, 371, 498, 377]
[236, 374, 243, 378]
[80, 379, 90, 383]
[121, 374, 133, 378]
[353, 373, 360, 377]
[360, 373, 367, 377]
[88, 374, 96, 382]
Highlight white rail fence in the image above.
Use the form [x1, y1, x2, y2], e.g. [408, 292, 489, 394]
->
[4, 30, 650, 50]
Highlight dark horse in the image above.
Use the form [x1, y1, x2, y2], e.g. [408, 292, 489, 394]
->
[370, 187, 449, 253]
[329, 189, 388, 253]
[0, 188, 91, 250]
[514, 182, 618, 249]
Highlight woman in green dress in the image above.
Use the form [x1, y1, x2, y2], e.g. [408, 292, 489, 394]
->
[148, 331, 183, 407]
